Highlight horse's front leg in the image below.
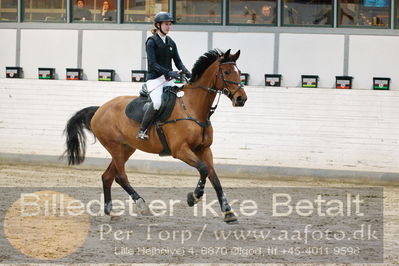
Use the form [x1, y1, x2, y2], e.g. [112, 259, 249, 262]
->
[175, 144, 237, 223]
[173, 144, 208, 206]
[197, 147, 238, 224]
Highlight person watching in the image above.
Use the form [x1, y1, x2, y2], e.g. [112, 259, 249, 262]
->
[100, 0, 114, 21]
[74, 0, 92, 21]
[260, 4, 276, 24]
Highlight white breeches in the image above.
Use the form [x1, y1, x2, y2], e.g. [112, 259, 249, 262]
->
[146, 75, 175, 110]
[146, 75, 183, 110]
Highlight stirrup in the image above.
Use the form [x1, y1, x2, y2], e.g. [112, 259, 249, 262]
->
[137, 130, 149, 140]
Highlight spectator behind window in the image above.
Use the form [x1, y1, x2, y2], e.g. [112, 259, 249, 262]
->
[283, 0, 298, 24]
[100, 1, 114, 21]
[260, 4, 276, 24]
[74, 0, 92, 21]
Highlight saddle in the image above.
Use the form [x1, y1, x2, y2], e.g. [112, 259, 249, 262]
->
[125, 85, 179, 156]
[125, 85, 178, 123]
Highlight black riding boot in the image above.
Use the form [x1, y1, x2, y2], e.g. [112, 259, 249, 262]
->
[137, 103, 158, 140]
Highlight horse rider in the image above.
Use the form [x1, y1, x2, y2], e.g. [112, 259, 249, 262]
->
[137, 11, 192, 140]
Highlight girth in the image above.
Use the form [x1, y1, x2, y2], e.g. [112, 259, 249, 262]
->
[160, 117, 211, 142]
[156, 97, 212, 156]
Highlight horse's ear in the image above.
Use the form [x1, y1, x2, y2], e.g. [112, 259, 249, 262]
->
[232, 50, 241, 62]
[223, 49, 231, 60]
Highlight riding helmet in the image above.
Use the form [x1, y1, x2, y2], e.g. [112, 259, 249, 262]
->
[154, 12, 174, 24]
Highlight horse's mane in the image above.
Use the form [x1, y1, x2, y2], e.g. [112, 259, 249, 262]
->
[190, 49, 231, 82]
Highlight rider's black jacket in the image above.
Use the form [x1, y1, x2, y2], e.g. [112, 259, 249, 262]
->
[146, 34, 185, 81]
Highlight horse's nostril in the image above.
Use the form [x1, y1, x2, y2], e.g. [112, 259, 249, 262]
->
[235, 96, 246, 106]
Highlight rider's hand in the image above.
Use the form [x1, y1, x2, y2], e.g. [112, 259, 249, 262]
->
[166, 71, 180, 80]
[182, 67, 192, 79]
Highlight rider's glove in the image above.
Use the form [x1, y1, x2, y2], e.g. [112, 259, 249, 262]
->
[166, 71, 180, 80]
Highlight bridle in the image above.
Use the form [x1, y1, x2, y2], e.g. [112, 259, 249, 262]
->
[191, 60, 245, 118]
[197, 61, 244, 99]
[218, 62, 244, 100]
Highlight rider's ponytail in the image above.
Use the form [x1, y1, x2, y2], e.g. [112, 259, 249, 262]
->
[150, 28, 157, 35]
[150, 22, 160, 35]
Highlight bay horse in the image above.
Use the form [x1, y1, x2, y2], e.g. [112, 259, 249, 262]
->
[63, 49, 247, 223]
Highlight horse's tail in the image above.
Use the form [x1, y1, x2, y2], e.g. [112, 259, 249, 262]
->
[63, 106, 99, 165]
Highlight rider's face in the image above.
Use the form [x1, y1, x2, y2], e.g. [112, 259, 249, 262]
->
[160, 22, 172, 35]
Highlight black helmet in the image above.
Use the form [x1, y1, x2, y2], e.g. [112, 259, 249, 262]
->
[154, 12, 174, 24]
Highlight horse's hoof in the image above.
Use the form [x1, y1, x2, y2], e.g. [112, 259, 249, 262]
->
[187, 192, 200, 207]
[104, 202, 112, 215]
[187, 192, 196, 207]
[139, 209, 153, 216]
[110, 214, 121, 221]
[225, 219, 239, 224]
[136, 198, 152, 216]
[224, 212, 238, 224]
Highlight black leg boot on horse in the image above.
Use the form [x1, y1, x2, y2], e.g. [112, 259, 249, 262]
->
[137, 102, 158, 140]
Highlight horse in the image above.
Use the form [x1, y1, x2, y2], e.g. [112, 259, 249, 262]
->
[63, 49, 248, 223]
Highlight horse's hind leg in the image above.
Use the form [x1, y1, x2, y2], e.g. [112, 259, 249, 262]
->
[108, 142, 150, 215]
[102, 160, 117, 215]
[196, 147, 237, 223]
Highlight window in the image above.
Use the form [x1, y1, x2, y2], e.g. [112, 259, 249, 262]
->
[24, 0, 66, 22]
[397, 0, 399, 28]
[229, 0, 277, 25]
[176, 0, 221, 23]
[125, 0, 169, 23]
[339, 0, 390, 27]
[0, 0, 17, 21]
[282, 0, 333, 26]
[72, 0, 117, 22]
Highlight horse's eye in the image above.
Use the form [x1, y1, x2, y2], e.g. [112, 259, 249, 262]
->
[224, 71, 229, 75]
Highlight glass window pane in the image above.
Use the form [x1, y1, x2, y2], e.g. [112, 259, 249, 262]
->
[339, 0, 390, 27]
[0, 0, 17, 21]
[176, 0, 221, 24]
[73, 0, 117, 22]
[125, 0, 169, 23]
[24, 0, 66, 22]
[229, 0, 276, 25]
[397, 0, 399, 28]
[283, 0, 333, 26]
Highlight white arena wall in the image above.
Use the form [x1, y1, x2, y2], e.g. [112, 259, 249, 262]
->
[1, 79, 399, 180]
[0, 29, 17, 77]
[0, 27, 398, 90]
